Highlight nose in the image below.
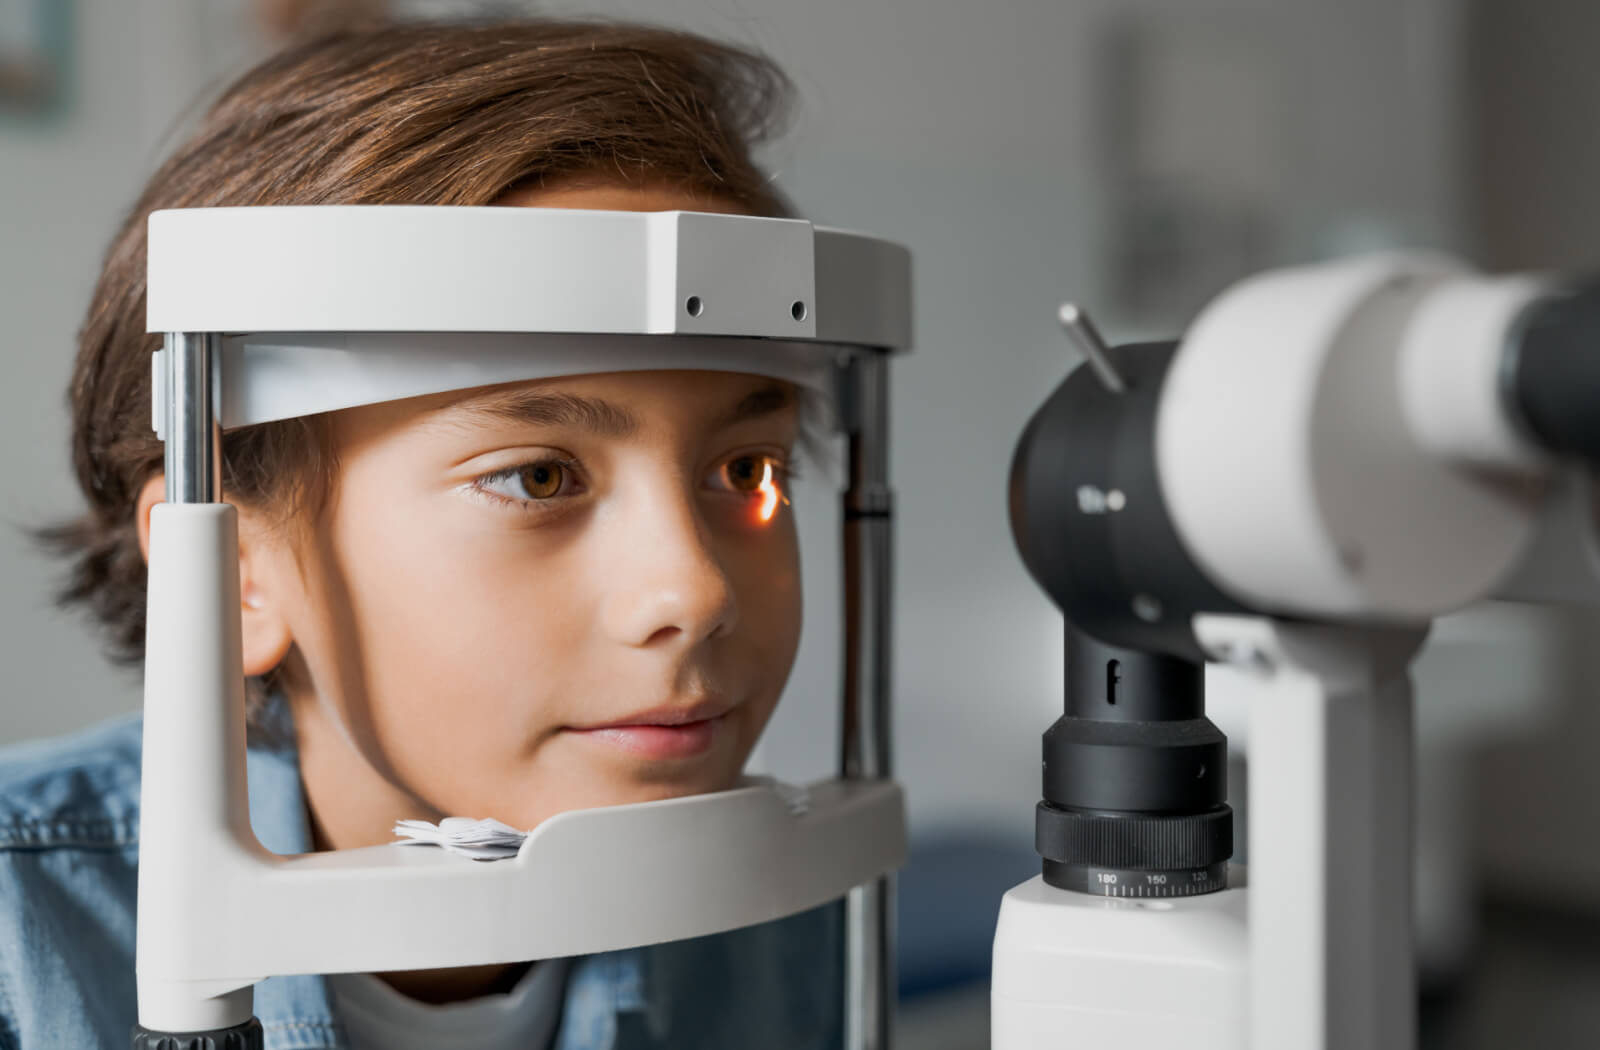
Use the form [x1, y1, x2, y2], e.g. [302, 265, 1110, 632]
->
[598, 483, 739, 650]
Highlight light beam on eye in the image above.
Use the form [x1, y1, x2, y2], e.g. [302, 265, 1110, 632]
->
[757, 460, 786, 523]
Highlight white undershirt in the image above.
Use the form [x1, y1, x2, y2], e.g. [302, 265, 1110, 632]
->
[328, 959, 571, 1050]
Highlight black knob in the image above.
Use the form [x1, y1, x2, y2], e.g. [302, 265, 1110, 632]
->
[132, 1018, 264, 1050]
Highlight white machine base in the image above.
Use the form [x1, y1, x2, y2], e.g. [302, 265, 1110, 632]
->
[991, 873, 1248, 1049]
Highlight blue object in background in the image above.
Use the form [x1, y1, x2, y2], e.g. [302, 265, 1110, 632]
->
[896, 835, 1039, 1000]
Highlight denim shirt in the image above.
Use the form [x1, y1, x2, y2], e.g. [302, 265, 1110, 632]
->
[0, 708, 841, 1049]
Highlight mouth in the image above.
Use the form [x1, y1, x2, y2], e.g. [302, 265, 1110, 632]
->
[564, 699, 735, 760]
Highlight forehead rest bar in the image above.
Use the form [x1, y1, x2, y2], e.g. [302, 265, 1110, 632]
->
[146, 206, 911, 351]
[151, 332, 834, 436]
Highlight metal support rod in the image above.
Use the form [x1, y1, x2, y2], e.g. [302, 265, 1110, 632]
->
[838, 350, 894, 1050]
[141, 331, 261, 1043]
[164, 332, 221, 504]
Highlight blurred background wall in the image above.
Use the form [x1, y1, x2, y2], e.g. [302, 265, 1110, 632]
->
[0, 0, 267, 743]
[3, 0, 1599, 1044]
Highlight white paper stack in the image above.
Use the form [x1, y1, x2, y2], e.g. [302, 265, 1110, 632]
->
[392, 816, 527, 861]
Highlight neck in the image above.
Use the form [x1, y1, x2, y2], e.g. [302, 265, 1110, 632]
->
[288, 690, 536, 1003]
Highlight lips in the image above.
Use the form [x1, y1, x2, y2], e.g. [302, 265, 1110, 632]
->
[573, 697, 735, 730]
[564, 699, 735, 760]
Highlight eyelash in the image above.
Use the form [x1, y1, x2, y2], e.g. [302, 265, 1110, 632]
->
[467, 453, 799, 511]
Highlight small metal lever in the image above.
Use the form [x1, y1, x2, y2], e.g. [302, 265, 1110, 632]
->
[1058, 303, 1126, 395]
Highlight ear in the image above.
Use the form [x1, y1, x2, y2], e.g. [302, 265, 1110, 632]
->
[136, 475, 295, 678]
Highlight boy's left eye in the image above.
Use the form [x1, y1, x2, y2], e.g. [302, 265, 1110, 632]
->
[474, 457, 581, 504]
[711, 453, 789, 495]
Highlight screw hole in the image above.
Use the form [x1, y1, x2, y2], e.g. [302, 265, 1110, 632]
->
[1132, 594, 1163, 622]
[685, 295, 704, 317]
[791, 300, 808, 321]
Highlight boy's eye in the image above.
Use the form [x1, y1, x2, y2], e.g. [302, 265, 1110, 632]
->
[714, 453, 789, 495]
[475, 458, 578, 504]
[723, 455, 767, 493]
[518, 462, 565, 499]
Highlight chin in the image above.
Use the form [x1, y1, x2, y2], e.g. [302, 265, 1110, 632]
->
[616, 757, 746, 797]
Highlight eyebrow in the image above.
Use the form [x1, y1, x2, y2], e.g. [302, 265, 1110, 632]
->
[437, 380, 797, 437]
[718, 383, 797, 428]
[442, 390, 639, 437]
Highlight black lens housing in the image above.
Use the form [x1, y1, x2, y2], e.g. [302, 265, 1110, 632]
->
[1008, 340, 1239, 896]
[1034, 629, 1232, 895]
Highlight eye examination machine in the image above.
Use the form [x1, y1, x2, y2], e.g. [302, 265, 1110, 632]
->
[138, 206, 1600, 1050]
[996, 257, 1600, 1050]
[136, 205, 910, 1048]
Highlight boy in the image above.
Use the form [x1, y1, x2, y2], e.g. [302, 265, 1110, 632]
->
[3, 18, 839, 1049]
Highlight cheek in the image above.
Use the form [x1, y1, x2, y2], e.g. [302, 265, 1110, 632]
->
[327, 494, 591, 748]
[729, 518, 804, 671]
[305, 464, 804, 813]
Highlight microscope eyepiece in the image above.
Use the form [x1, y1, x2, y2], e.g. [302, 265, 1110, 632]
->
[1009, 333, 1236, 897]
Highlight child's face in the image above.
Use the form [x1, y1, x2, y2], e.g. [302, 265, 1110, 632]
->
[207, 183, 810, 842]
[271, 367, 804, 833]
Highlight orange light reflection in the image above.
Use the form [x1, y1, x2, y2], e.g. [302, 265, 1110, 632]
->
[756, 460, 788, 523]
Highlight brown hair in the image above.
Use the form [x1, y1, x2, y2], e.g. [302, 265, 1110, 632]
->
[44, 17, 794, 677]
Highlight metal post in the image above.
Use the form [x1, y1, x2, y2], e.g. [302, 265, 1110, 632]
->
[838, 350, 894, 1050]
[164, 333, 221, 504]
[138, 332, 264, 1046]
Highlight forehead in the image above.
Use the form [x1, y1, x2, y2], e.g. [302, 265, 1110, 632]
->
[496, 179, 751, 216]
[436, 370, 796, 431]
[337, 370, 799, 450]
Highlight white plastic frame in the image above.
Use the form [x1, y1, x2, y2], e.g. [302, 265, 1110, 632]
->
[138, 207, 912, 1035]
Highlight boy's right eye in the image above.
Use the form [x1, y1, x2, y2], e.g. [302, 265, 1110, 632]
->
[472, 457, 583, 506]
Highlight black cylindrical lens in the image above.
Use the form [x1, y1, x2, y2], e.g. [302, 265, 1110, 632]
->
[1035, 628, 1232, 897]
